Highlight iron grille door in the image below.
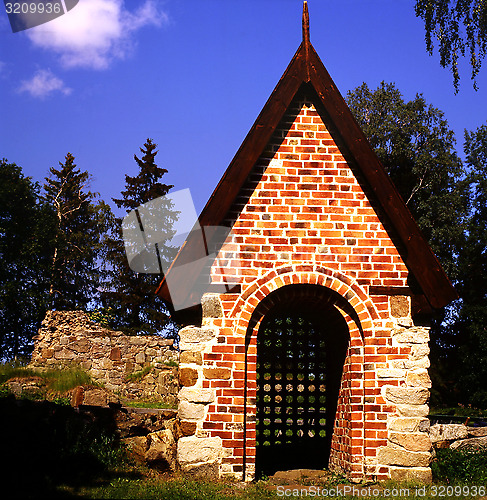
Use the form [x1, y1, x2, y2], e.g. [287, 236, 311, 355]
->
[255, 312, 328, 475]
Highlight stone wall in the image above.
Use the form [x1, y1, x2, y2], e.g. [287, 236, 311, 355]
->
[430, 423, 487, 450]
[30, 311, 179, 404]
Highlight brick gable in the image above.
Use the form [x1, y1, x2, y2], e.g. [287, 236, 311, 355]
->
[213, 93, 409, 317]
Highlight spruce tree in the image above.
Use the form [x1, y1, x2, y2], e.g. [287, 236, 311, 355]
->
[102, 139, 178, 336]
[44, 153, 110, 311]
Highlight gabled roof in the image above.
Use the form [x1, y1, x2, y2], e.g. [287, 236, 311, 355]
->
[157, 2, 458, 310]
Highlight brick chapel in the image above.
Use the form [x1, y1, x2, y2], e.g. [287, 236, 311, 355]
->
[157, 2, 457, 483]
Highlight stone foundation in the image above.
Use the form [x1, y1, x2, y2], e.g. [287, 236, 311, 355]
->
[176, 305, 224, 477]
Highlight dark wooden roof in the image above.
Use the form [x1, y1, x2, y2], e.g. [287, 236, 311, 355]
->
[157, 3, 458, 310]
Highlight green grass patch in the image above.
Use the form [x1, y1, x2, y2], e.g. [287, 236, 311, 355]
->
[122, 399, 177, 409]
[42, 367, 92, 392]
[124, 365, 152, 382]
[162, 359, 178, 368]
[57, 474, 487, 500]
[0, 360, 37, 384]
[0, 361, 94, 398]
[63, 475, 276, 499]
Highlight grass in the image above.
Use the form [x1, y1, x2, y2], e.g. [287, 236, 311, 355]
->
[61, 475, 254, 499]
[124, 365, 152, 382]
[122, 399, 177, 409]
[46, 448, 487, 499]
[161, 359, 178, 368]
[54, 472, 487, 499]
[0, 361, 94, 400]
[0, 360, 37, 384]
[42, 367, 93, 392]
[55, 445, 487, 499]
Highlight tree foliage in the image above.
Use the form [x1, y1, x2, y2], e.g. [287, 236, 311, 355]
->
[415, 0, 487, 91]
[452, 123, 487, 406]
[0, 160, 55, 358]
[102, 139, 178, 336]
[44, 153, 112, 311]
[0, 141, 179, 356]
[347, 82, 468, 281]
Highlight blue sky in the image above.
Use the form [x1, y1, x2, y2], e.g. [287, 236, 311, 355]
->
[1, 0, 486, 215]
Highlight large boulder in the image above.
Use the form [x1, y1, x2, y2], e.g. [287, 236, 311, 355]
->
[145, 429, 177, 470]
[429, 424, 468, 443]
[377, 446, 431, 467]
[467, 427, 487, 437]
[178, 401, 206, 421]
[123, 436, 148, 461]
[179, 387, 215, 403]
[389, 466, 432, 483]
[384, 387, 429, 405]
[389, 417, 429, 433]
[178, 327, 217, 351]
[393, 327, 429, 344]
[450, 436, 487, 451]
[71, 385, 120, 407]
[396, 404, 430, 417]
[177, 436, 222, 473]
[389, 432, 431, 452]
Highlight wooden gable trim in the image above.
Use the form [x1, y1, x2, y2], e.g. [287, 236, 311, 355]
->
[157, 37, 458, 310]
[303, 44, 457, 308]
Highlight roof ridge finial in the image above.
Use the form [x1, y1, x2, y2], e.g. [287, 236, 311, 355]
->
[302, 1, 310, 45]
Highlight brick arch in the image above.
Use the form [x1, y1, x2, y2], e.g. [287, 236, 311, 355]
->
[236, 265, 372, 479]
[233, 264, 378, 340]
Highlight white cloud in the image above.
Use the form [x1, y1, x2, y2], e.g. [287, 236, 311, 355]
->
[19, 69, 72, 98]
[26, 0, 167, 70]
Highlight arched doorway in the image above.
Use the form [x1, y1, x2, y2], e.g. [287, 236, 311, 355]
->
[251, 285, 350, 477]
